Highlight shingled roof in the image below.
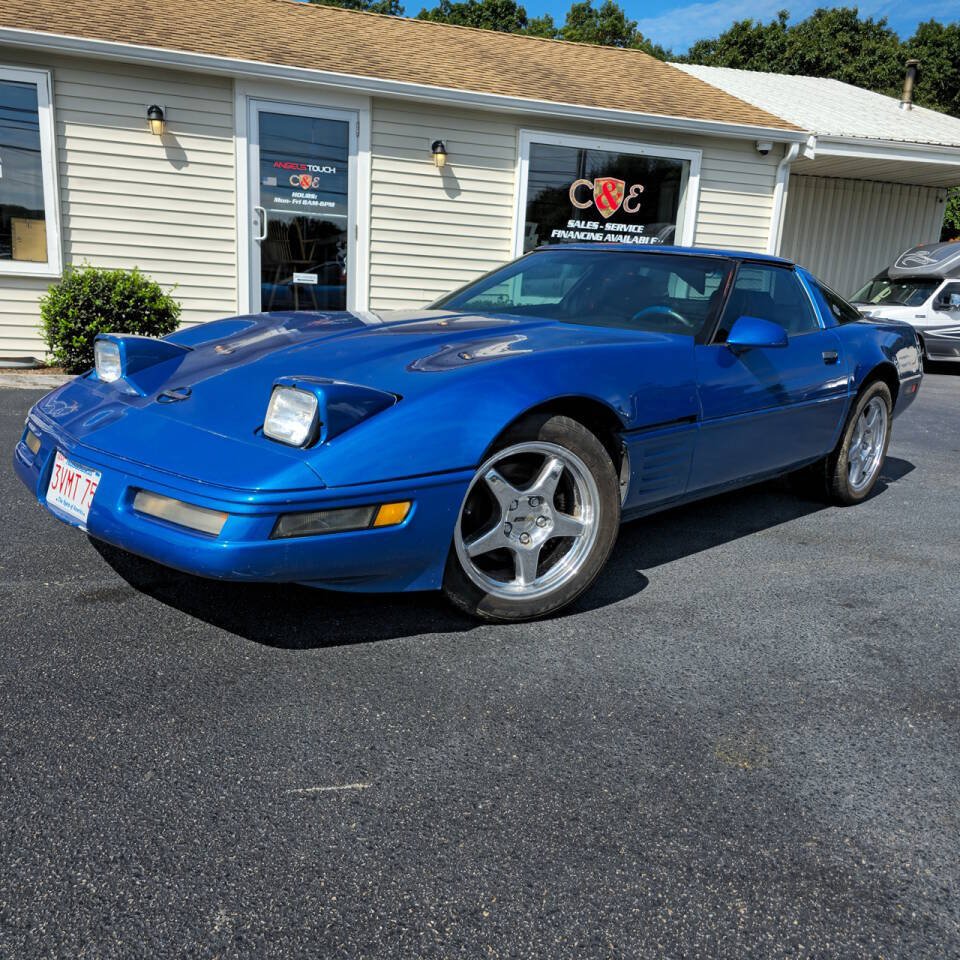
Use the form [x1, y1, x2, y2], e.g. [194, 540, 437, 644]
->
[0, 0, 799, 132]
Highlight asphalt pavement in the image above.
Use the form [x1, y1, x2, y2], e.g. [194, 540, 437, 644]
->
[1, 373, 958, 958]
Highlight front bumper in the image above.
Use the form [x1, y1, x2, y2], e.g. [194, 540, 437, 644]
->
[14, 409, 470, 592]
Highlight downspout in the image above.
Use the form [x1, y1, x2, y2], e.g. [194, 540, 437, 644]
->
[767, 141, 800, 255]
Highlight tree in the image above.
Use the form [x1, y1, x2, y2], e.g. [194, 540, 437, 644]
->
[685, 9, 790, 70]
[943, 189, 960, 241]
[310, 0, 406, 17]
[524, 13, 558, 38]
[905, 19, 960, 116]
[555, 0, 668, 56]
[778, 7, 903, 94]
[560, 0, 636, 47]
[416, 0, 532, 32]
[684, 7, 903, 96]
[413, 0, 668, 51]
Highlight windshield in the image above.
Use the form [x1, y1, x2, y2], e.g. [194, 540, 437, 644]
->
[851, 274, 940, 307]
[433, 250, 733, 339]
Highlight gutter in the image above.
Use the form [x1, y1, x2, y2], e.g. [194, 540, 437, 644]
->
[0, 26, 808, 144]
[813, 136, 960, 165]
[767, 141, 799, 255]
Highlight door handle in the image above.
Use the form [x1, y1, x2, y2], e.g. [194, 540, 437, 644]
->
[253, 205, 267, 241]
[822, 350, 839, 364]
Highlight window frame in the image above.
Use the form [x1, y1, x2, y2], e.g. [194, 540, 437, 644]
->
[933, 280, 960, 311]
[708, 261, 822, 344]
[812, 277, 863, 325]
[512, 129, 702, 258]
[0, 65, 62, 278]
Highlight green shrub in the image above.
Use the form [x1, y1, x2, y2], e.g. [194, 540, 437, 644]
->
[40, 264, 182, 373]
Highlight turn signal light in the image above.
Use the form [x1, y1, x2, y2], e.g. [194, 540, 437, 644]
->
[374, 501, 411, 527]
[271, 501, 412, 539]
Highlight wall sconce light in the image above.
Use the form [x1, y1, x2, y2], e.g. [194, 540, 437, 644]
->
[431, 139, 447, 169]
[147, 105, 165, 136]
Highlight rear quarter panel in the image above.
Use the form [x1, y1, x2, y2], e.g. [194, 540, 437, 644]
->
[834, 319, 923, 419]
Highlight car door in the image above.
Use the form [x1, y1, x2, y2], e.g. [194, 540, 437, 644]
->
[928, 281, 960, 329]
[689, 262, 849, 492]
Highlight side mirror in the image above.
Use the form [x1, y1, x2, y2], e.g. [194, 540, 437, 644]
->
[726, 315, 788, 351]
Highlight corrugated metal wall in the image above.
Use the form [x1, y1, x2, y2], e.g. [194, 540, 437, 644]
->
[780, 175, 947, 296]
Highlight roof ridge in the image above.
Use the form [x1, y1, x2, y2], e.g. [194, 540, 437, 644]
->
[270, 0, 667, 59]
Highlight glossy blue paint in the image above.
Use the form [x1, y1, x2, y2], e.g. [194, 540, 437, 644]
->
[13, 245, 923, 594]
[726, 315, 789, 351]
[691, 325, 848, 489]
[93, 333, 191, 397]
[270, 376, 398, 445]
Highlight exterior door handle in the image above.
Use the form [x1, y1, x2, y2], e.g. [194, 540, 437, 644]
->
[822, 350, 839, 364]
[253, 205, 267, 242]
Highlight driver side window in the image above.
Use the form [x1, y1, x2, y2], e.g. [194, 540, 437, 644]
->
[716, 264, 818, 342]
[936, 282, 960, 311]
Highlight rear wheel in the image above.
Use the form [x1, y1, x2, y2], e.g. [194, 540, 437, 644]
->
[806, 380, 893, 505]
[443, 414, 620, 622]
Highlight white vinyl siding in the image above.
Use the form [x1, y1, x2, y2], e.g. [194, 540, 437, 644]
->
[780, 176, 947, 296]
[0, 53, 782, 353]
[0, 51, 237, 359]
[694, 142, 778, 253]
[369, 100, 517, 309]
[0, 278, 48, 355]
[368, 101, 779, 309]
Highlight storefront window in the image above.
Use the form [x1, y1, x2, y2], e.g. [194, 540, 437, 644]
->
[0, 67, 60, 275]
[516, 132, 700, 255]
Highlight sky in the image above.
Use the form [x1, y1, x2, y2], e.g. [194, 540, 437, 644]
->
[509, 0, 950, 53]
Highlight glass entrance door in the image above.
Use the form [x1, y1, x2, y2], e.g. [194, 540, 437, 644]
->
[249, 101, 356, 313]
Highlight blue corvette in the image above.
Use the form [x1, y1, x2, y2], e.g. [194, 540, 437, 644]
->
[15, 245, 922, 621]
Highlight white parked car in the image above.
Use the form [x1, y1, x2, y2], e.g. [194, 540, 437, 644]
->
[851, 241, 960, 364]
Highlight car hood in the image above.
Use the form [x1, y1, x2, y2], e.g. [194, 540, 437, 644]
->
[35, 308, 688, 490]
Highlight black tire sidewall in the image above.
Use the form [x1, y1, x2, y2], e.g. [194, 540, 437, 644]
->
[443, 414, 621, 622]
[828, 380, 893, 505]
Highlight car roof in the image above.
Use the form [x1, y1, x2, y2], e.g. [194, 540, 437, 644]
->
[531, 243, 795, 267]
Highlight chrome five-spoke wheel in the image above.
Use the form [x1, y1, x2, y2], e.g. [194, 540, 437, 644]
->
[443, 414, 620, 621]
[454, 441, 600, 601]
[848, 395, 888, 493]
[819, 379, 893, 505]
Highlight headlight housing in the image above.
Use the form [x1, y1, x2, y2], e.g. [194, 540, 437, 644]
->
[94, 340, 122, 382]
[263, 385, 319, 447]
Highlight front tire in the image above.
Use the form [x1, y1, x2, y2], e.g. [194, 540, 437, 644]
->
[443, 414, 620, 622]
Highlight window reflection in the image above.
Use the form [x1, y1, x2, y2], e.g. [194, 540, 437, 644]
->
[258, 112, 349, 311]
[523, 143, 687, 252]
[0, 79, 46, 263]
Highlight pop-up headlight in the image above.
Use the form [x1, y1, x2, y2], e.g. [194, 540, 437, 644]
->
[263, 385, 319, 447]
[92, 333, 191, 394]
[262, 377, 398, 448]
[94, 340, 122, 382]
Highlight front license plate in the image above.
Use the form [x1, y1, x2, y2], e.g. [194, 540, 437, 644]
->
[46, 451, 101, 525]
